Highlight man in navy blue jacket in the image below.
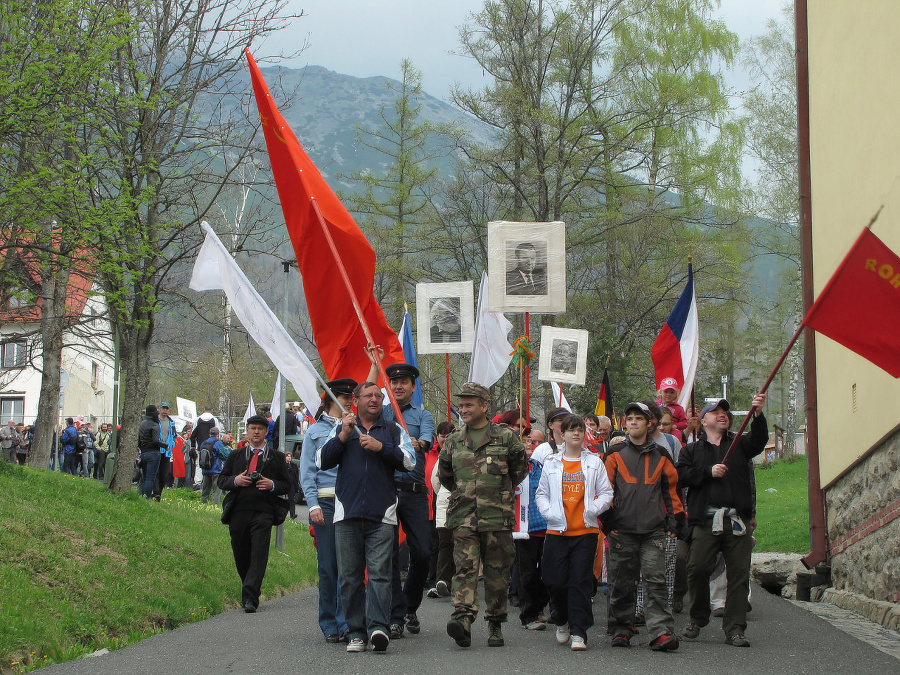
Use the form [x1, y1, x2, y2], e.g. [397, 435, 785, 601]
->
[318, 381, 415, 654]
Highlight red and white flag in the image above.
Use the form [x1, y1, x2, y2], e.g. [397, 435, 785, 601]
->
[651, 263, 699, 411]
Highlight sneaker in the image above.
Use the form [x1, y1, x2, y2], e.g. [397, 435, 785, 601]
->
[436, 580, 451, 597]
[712, 607, 725, 617]
[650, 633, 680, 651]
[426, 587, 440, 598]
[487, 620, 504, 647]
[389, 623, 404, 640]
[726, 633, 751, 647]
[556, 623, 570, 645]
[611, 635, 631, 648]
[406, 612, 420, 634]
[370, 629, 389, 652]
[522, 620, 546, 631]
[447, 616, 472, 648]
[537, 611, 549, 623]
[682, 623, 701, 639]
[571, 635, 587, 651]
[324, 634, 341, 644]
[346, 638, 366, 653]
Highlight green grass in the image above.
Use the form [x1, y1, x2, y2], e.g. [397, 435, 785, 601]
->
[0, 462, 317, 671]
[753, 454, 811, 554]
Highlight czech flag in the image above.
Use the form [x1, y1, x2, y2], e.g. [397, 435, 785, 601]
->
[651, 263, 699, 412]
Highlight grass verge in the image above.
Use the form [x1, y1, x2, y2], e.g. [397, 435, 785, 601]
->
[753, 454, 811, 554]
[0, 461, 317, 671]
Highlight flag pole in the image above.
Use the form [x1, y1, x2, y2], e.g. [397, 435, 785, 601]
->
[309, 199, 408, 431]
[722, 322, 805, 463]
[525, 312, 531, 422]
[688, 251, 696, 423]
[446, 353, 451, 423]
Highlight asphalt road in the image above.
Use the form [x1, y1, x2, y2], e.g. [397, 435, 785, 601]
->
[42, 571, 900, 675]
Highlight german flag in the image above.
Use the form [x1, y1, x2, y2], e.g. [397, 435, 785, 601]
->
[594, 368, 614, 426]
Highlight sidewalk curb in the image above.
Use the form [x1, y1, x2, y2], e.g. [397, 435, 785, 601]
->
[822, 588, 900, 632]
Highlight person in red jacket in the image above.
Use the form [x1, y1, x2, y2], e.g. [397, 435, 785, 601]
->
[656, 377, 687, 433]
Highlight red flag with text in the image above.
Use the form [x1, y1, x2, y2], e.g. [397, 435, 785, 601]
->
[246, 51, 403, 382]
[803, 228, 900, 377]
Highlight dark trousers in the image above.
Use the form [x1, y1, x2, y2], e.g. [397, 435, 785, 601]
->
[516, 535, 550, 624]
[64, 452, 81, 476]
[93, 450, 107, 479]
[390, 490, 431, 622]
[228, 508, 275, 608]
[436, 527, 454, 586]
[687, 518, 754, 637]
[153, 455, 170, 497]
[674, 539, 690, 603]
[541, 533, 597, 638]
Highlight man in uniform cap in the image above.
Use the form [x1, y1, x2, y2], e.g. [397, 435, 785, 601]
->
[300, 378, 357, 643]
[438, 382, 528, 648]
[366, 358, 436, 638]
[678, 393, 767, 648]
[218, 413, 290, 613]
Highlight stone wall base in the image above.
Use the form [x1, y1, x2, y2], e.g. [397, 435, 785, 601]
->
[822, 588, 900, 633]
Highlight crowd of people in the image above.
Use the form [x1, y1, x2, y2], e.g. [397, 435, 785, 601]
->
[241, 352, 770, 656]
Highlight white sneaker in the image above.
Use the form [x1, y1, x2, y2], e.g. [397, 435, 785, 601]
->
[556, 623, 570, 645]
[571, 635, 587, 651]
[346, 638, 366, 652]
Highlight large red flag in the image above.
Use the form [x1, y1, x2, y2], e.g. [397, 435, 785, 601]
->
[246, 52, 403, 383]
[803, 227, 900, 377]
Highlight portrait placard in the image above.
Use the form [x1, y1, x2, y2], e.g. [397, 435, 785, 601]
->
[537, 326, 589, 386]
[416, 281, 475, 354]
[487, 220, 566, 313]
[176, 397, 197, 423]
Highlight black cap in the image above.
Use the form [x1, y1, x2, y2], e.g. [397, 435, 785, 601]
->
[325, 378, 358, 397]
[245, 414, 269, 428]
[145, 405, 158, 416]
[386, 363, 420, 381]
[623, 402, 651, 421]
[700, 399, 730, 418]
[546, 407, 570, 425]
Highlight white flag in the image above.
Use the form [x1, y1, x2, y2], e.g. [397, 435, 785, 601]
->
[270, 375, 282, 419]
[242, 393, 256, 424]
[190, 222, 320, 413]
[468, 272, 514, 388]
[551, 382, 572, 413]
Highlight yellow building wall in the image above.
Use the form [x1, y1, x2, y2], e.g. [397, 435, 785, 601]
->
[808, 1, 900, 486]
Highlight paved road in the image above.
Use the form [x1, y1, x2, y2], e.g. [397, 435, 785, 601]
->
[43, 575, 900, 674]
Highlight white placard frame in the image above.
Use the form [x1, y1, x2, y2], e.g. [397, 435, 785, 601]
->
[537, 326, 590, 386]
[487, 220, 566, 313]
[416, 281, 475, 354]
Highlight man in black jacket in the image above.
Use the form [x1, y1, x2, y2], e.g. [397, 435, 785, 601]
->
[677, 394, 767, 648]
[138, 405, 167, 499]
[218, 414, 290, 613]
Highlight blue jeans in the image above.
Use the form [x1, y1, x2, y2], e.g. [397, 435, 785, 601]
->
[314, 499, 347, 638]
[140, 451, 161, 498]
[335, 518, 393, 642]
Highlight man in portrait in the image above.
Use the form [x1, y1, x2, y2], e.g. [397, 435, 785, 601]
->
[505, 242, 548, 296]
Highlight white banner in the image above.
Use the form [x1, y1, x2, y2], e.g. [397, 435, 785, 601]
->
[242, 393, 256, 424]
[469, 272, 514, 388]
[189, 222, 320, 413]
[176, 397, 197, 423]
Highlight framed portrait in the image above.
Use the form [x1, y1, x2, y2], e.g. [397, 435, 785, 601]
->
[538, 326, 589, 386]
[487, 220, 566, 313]
[416, 281, 475, 354]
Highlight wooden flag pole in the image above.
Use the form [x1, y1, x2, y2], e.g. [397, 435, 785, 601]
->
[525, 312, 531, 422]
[722, 322, 805, 463]
[309, 199, 408, 431]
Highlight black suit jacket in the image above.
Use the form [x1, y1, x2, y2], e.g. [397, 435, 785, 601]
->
[506, 267, 548, 295]
[218, 445, 290, 525]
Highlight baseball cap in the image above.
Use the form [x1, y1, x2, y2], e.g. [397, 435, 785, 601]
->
[659, 377, 680, 390]
[158, 401, 171, 408]
[700, 399, 730, 418]
[623, 402, 651, 421]
[456, 382, 490, 402]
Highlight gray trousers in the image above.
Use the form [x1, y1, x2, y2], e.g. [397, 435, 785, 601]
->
[201, 473, 222, 504]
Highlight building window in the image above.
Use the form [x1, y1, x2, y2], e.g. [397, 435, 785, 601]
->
[92, 362, 100, 389]
[1, 341, 27, 368]
[0, 398, 24, 424]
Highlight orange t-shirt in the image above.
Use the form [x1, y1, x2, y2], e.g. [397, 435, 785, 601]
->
[548, 457, 599, 537]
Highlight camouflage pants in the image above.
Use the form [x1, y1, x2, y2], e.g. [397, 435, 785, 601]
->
[607, 528, 674, 640]
[451, 527, 514, 622]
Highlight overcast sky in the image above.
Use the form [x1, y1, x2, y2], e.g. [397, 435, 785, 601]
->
[261, 0, 790, 100]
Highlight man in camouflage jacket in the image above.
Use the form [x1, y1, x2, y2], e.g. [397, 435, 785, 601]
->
[438, 382, 528, 649]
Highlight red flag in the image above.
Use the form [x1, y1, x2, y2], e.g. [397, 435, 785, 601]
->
[246, 52, 403, 382]
[803, 228, 900, 377]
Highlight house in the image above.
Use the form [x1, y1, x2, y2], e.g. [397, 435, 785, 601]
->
[0, 250, 114, 428]
[799, 1, 900, 616]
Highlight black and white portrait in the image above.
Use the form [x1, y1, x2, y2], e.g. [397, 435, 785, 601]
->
[505, 241, 548, 296]
[416, 281, 475, 354]
[429, 297, 461, 344]
[538, 326, 589, 385]
[487, 220, 566, 313]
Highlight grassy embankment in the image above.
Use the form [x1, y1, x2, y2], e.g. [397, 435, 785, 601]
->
[0, 462, 317, 671]
[753, 454, 811, 554]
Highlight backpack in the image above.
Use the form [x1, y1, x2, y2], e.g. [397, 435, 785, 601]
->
[74, 433, 87, 452]
[198, 439, 218, 471]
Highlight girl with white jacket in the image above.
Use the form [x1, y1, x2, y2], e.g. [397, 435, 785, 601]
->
[536, 415, 614, 650]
